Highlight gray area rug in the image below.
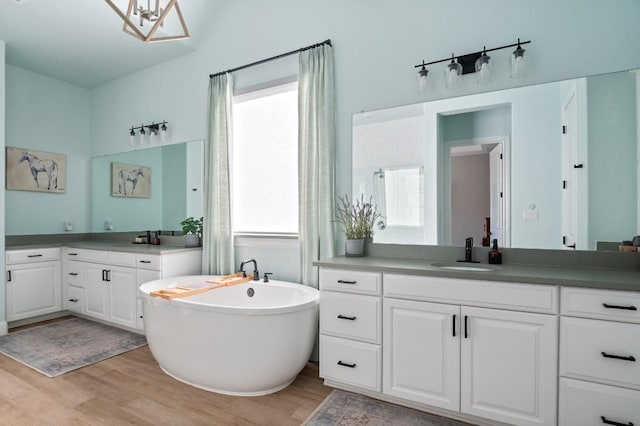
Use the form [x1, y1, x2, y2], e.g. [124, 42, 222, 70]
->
[304, 390, 473, 425]
[0, 317, 147, 377]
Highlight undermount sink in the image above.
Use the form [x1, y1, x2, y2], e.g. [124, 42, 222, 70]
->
[431, 262, 496, 272]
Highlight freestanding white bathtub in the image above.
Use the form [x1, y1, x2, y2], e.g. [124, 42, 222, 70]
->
[139, 275, 319, 396]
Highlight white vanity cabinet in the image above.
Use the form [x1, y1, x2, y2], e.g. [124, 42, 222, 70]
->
[5, 248, 61, 321]
[559, 287, 640, 426]
[62, 247, 201, 332]
[319, 268, 382, 392]
[383, 274, 558, 426]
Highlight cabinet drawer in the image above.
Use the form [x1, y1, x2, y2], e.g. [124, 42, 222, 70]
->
[560, 317, 640, 389]
[6, 247, 60, 264]
[559, 378, 640, 426]
[319, 268, 381, 295]
[385, 274, 558, 314]
[136, 254, 160, 270]
[320, 292, 381, 343]
[320, 335, 381, 391]
[108, 251, 136, 267]
[562, 287, 640, 324]
[67, 286, 83, 313]
[66, 261, 84, 286]
[83, 249, 109, 264]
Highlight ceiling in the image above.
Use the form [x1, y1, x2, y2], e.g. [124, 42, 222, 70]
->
[0, 0, 220, 88]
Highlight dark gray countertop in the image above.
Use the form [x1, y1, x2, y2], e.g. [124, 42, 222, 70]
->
[315, 256, 640, 292]
[6, 241, 201, 255]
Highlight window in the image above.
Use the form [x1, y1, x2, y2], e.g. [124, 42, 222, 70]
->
[232, 81, 298, 235]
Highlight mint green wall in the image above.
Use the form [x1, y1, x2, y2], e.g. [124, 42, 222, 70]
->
[5, 65, 91, 235]
[87, 0, 640, 276]
[1, 41, 6, 327]
[442, 107, 512, 142]
[91, 149, 163, 232]
[588, 72, 637, 246]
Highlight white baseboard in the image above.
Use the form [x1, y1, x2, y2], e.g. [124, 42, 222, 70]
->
[0, 321, 8, 336]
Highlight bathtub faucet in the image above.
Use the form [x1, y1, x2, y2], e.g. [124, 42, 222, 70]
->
[239, 259, 259, 281]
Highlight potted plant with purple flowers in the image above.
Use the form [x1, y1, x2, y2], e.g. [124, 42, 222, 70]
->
[335, 194, 381, 257]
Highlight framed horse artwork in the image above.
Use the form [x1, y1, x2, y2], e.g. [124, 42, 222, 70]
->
[111, 162, 151, 198]
[6, 147, 66, 193]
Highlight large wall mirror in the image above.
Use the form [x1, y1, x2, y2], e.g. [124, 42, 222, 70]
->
[90, 140, 204, 233]
[353, 70, 639, 251]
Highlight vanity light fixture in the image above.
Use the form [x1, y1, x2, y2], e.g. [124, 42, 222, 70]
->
[103, 0, 190, 43]
[415, 38, 531, 92]
[129, 121, 168, 145]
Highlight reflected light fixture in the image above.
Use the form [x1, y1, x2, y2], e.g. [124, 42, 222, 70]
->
[415, 38, 531, 93]
[129, 121, 168, 146]
[103, 0, 190, 43]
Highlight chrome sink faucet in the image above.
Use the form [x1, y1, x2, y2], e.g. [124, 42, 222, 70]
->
[239, 259, 259, 281]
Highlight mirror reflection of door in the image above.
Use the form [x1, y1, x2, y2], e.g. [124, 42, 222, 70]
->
[449, 140, 508, 247]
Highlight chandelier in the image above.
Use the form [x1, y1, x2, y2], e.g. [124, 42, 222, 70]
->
[104, 0, 190, 43]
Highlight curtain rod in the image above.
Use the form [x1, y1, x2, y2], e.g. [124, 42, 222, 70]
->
[209, 39, 332, 79]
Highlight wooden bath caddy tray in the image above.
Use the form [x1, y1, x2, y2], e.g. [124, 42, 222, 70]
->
[150, 273, 253, 299]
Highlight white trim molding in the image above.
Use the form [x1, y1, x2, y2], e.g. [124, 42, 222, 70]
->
[0, 321, 8, 336]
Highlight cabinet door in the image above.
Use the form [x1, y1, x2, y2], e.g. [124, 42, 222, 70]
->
[6, 261, 61, 321]
[460, 306, 557, 426]
[383, 298, 460, 411]
[85, 264, 109, 321]
[108, 266, 137, 328]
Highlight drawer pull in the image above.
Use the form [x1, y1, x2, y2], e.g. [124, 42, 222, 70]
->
[601, 352, 636, 362]
[602, 303, 637, 311]
[69, 272, 79, 276]
[600, 416, 633, 426]
[337, 314, 356, 321]
[139, 260, 152, 264]
[464, 315, 469, 339]
[337, 360, 356, 368]
[337, 280, 357, 285]
[68, 298, 79, 303]
[452, 314, 456, 337]
[68, 253, 78, 256]
[28, 254, 43, 258]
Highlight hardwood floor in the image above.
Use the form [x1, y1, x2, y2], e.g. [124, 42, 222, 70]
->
[0, 344, 332, 425]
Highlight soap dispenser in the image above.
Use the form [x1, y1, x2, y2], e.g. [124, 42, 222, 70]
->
[488, 239, 502, 264]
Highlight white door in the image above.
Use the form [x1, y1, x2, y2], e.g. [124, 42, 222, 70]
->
[108, 266, 137, 328]
[489, 144, 505, 247]
[6, 262, 61, 321]
[460, 306, 558, 426]
[85, 263, 109, 320]
[383, 298, 460, 411]
[561, 84, 579, 249]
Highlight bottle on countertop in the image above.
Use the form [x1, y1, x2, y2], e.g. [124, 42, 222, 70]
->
[488, 238, 502, 264]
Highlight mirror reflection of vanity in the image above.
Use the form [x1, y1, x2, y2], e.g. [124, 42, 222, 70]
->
[353, 70, 639, 251]
[90, 140, 204, 233]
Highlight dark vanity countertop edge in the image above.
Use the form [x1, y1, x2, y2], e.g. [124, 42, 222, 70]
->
[5, 242, 202, 255]
[314, 256, 640, 292]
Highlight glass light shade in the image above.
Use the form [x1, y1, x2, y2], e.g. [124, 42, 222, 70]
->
[444, 59, 462, 90]
[511, 46, 527, 79]
[475, 54, 492, 84]
[417, 67, 431, 94]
